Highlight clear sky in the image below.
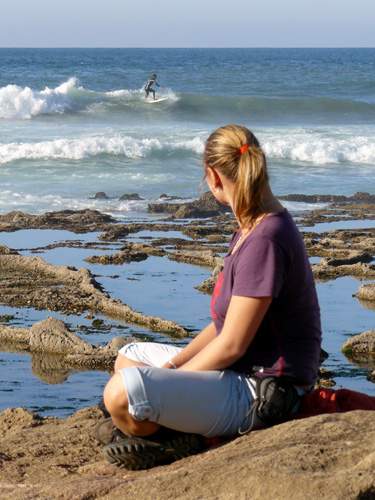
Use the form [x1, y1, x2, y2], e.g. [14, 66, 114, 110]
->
[0, 0, 374, 48]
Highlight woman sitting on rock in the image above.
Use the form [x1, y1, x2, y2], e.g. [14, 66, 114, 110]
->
[100, 124, 322, 469]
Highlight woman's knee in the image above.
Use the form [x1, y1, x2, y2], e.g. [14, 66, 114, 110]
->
[103, 373, 128, 416]
[114, 343, 148, 372]
[114, 353, 129, 372]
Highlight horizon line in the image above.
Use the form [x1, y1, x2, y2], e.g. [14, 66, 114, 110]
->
[0, 46, 375, 50]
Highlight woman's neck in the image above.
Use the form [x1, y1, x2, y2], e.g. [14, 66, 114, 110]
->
[236, 185, 284, 231]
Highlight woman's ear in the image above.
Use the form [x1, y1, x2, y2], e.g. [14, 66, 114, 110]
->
[206, 166, 223, 192]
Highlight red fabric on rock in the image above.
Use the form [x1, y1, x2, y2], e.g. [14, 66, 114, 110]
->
[297, 388, 375, 418]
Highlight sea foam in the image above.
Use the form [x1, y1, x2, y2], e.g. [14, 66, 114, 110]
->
[0, 135, 204, 164]
[1, 129, 375, 166]
[0, 78, 82, 119]
[0, 78, 178, 120]
[261, 129, 375, 165]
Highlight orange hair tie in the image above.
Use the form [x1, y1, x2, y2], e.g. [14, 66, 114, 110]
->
[239, 144, 249, 155]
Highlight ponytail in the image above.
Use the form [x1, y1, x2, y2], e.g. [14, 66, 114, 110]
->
[204, 124, 268, 227]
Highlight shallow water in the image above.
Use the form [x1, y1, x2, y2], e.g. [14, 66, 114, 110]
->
[317, 276, 375, 395]
[0, 227, 374, 416]
[302, 219, 375, 233]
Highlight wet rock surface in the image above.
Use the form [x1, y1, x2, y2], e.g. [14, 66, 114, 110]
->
[85, 243, 166, 265]
[342, 330, 375, 359]
[0, 408, 374, 500]
[92, 192, 109, 200]
[148, 191, 230, 218]
[168, 249, 221, 268]
[356, 283, 375, 302]
[312, 262, 375, 280]
[119, 193, 144, 201]
[29, 317, 94, 355]
[0, 253, 187, 336]
[0, 245, 19, 255]
[0, 209, 116, 233]
[0, 317, 131, 374]
[279, 191, 375, 204]
[0, 194, 375, 498]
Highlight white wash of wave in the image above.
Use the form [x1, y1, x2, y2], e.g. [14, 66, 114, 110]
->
[261, 129, 375, 165]
[2, 128, 375, 166]
[0, 190, 149, 214]
[0, 189, 328, 218]
[281, 200, 328, 212]
[105, 87, 178, 102]
[0, 77, 180, 120]
[0, 135, 205, 164]
[0, 78, 81, 119]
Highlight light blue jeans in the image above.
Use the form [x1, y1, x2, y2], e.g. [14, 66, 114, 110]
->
[118, 342, 254, 438]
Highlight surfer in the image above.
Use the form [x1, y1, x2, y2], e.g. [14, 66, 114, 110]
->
[144, 73, 160, 100]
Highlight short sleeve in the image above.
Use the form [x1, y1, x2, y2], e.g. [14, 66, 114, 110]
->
[232, 236, 286, 298]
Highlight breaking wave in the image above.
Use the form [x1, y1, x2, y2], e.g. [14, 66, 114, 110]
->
[1, 77, 375, 123]
[0, 78, 178, 120]
[1, 128, 375, 166]
[0, 135, 204, 164]
[261, 129, 375, 165]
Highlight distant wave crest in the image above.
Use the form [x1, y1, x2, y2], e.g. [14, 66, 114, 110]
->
[0, 78, 178, 120]
[262, 129, 375, 165]
[2, 77, 375, 122]
[1, 129, 375, 166]
[0, 135, 204, 164]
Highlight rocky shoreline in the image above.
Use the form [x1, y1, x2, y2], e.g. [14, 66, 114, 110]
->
[1, 192, 374, 386]
[0, 406, 374, 500]
[0, 192, 374, 499]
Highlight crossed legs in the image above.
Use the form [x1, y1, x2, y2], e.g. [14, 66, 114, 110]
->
[103, 354, 160, 437]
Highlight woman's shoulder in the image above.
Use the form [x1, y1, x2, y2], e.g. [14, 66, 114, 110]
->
[257, 209, 296, 239]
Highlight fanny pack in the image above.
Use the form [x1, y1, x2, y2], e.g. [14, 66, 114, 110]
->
[238, 376, 301, 435]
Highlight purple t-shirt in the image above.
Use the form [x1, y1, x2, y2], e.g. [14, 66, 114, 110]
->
[210, 209, 321, 385]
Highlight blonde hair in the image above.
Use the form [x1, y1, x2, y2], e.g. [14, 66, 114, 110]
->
[204, 124, 268, 228]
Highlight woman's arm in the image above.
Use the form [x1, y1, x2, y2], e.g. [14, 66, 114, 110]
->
[178, 295, 272, 371]
[161, 321, 217, 368]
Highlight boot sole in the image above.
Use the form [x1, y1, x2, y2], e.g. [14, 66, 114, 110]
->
[103, 433, 204, 470]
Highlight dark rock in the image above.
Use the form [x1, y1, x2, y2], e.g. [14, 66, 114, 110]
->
[148, 192, 229, 219]
[0, 315, 15, 323]
[159, 194, 183, 201]
[278, 192, 375, 204]
[119, 193, 144, 201]
[85, 250, 149, 265]
[85, 243, 165, 265]
[92, 192, 109, 200]
[279, 194, 348, 203]
[0, 209, 115, 233]
[352, 192, 375, 203]
[91, 319, 105, 329]
[321, 252, 373, 267]
[312, 262, 375, 280]
[319, 348, 329, 363]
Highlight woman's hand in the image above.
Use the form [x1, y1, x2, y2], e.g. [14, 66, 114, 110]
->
[178, 295, 272, 371]
[161, 322, 217, 369]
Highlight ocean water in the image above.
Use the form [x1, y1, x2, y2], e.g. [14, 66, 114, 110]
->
[1, 49, 375, 414]
[0, 48, 374, 216]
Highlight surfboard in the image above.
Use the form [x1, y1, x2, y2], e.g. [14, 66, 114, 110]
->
[145, 97, 168, 104]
